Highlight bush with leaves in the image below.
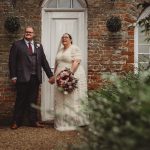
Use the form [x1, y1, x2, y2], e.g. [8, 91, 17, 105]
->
[70, 70, 150, 150]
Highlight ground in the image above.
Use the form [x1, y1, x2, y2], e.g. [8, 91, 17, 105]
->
[0, 124, 81, 150]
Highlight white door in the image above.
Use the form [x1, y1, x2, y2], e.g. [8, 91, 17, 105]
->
[41, 11, 87, 121]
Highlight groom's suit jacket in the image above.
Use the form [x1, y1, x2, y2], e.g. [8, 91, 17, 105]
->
[9, 39, 53, 83]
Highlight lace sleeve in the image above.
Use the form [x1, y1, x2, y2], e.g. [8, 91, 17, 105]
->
[71, 45, 82, 61]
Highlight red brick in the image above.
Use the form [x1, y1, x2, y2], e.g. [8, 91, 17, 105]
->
[0, 0, 142, 120]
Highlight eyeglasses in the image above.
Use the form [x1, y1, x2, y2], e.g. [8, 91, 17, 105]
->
[25, 31, 34, 34]
[62, 36, 69, 39]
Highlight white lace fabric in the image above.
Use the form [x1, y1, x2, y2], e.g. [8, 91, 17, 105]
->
[54, 45, 88, 131]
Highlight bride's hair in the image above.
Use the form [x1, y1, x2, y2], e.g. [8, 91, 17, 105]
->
[62, 33, 73, 44]
[57, 33, 73, 54]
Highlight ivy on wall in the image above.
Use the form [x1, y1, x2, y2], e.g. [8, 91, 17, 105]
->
[137, 1, 150, 42]
[138, 14, 150, 42]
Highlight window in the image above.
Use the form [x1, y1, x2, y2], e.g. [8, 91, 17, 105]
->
[138, 26, 150, 71]
[46, 0, 82, 8]
[135, 6, 150, 71]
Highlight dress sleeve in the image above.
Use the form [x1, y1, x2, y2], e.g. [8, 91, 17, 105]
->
[71, 45, 82, 61]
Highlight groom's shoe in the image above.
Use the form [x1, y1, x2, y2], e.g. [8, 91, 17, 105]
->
[10, 123, 19, 130]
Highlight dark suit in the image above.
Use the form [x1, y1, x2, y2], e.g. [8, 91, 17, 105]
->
[9, 39, 53, 126]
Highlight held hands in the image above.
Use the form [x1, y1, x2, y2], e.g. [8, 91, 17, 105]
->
[11, 77, 55, 84]
[48, 76, 55, 84]
[11, 79, 17, 84]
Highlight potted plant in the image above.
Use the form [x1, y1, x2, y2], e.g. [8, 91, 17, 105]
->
[106, 16, 122, 32]
[4, 16, 20, 33]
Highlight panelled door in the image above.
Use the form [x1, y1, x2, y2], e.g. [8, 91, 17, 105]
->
[41, 1, 87, 121]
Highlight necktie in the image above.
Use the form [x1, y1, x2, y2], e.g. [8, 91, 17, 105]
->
[28, 42, 33, 54]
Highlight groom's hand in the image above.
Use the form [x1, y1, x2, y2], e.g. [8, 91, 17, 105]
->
[11, 79, 17, 84]
[11, 77, 17, 84]
[48, 76, 55, 84]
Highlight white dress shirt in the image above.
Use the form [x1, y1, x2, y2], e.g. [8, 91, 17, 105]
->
[24, 39, 35, 53]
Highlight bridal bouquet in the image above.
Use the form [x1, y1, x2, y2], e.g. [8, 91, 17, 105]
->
[56, 68, 78, 94]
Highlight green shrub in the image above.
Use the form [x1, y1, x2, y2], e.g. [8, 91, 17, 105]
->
[71, 70, 150, 150]
[106, 16, 122, 32]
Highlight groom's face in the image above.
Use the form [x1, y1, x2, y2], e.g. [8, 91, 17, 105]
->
[24, 27, 34, 41]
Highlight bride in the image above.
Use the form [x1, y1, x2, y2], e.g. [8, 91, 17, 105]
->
[53, 33, 88, 131]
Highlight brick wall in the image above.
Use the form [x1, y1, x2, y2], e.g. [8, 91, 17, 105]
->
[0, 0, 143, 123]
[87, 0, 143, 89]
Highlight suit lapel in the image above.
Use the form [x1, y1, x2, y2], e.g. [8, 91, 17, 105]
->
[20, 39, 32, 62]
[21, 39, 27, 48]
[21, 39, 30, 54]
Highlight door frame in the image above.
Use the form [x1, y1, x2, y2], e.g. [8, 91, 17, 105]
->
[41, 2, 87, 121]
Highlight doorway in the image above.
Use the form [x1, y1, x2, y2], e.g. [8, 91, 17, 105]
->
[41, 0, 87, 121]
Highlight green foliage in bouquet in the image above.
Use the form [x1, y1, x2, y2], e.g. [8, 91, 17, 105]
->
[70, 70, 150, 150]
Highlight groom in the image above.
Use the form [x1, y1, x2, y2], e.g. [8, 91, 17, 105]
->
[9, 26, 54, 129]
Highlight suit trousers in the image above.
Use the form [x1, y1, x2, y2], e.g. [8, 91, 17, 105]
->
[13, 75, 40, 126]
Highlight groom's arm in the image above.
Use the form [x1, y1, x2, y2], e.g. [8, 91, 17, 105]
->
[40, 44, 53, 78]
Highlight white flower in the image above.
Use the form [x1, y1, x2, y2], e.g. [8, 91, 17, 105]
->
[36, 43, 40, 48]
[64, 91, 68, 95]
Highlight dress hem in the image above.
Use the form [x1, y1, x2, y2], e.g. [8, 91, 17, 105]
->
[55, 126, 77, 131]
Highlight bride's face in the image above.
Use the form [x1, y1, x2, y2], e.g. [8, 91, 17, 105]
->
[61, 34, 72, 47]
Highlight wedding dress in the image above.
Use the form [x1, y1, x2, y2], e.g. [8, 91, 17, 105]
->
[54, 45, 88, 131]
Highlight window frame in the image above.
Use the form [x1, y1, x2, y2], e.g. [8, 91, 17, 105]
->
[134, 6, 150, 73]
[42, 0, 87, 9]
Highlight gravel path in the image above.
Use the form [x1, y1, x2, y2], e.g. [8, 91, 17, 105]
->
[0, 125, 80, 150]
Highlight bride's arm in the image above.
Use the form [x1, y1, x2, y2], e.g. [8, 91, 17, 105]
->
[54, 63, 58, 74]
[48, 60, 57, 84]
[70, 45, 82, 74]
[71, 59, 81, 74]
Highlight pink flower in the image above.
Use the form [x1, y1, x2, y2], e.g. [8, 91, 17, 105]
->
[56, 68, 78, 94]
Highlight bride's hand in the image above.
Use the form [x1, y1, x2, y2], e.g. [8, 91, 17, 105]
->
[48, 76, 55, 84]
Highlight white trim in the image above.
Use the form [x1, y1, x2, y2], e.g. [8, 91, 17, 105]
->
[134, 6, 150, 73]
[138, 44, 150, 46]
[44, 8, 86, 12]
[71, 0, 73, 8]
[41, 8, 54, 121]
[137, 6, 150, 22]
[42, 0, 87, 8]
[134, 25, 139, 73]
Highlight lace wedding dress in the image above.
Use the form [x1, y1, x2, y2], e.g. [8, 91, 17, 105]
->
[54, 45, 88, 131]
